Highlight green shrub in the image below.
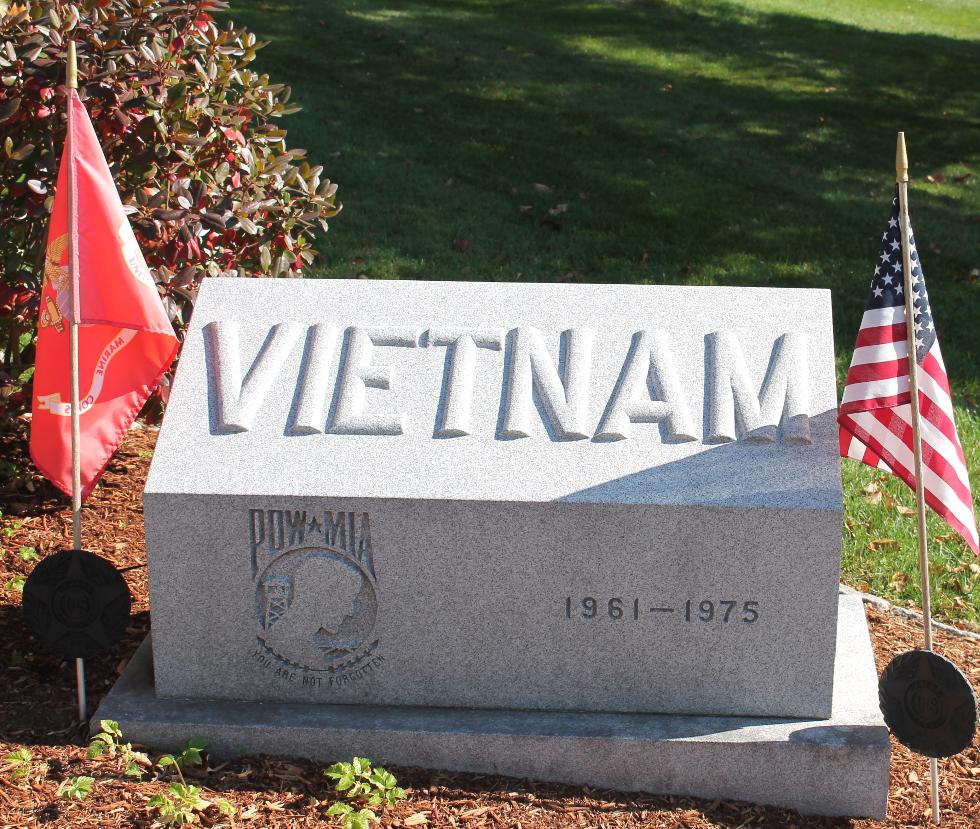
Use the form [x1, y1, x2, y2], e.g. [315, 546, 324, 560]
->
[0, 0, 340, 421]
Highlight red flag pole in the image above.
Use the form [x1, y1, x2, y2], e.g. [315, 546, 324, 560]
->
[896, 131, 940, 824]
[65, 40, 87, 725]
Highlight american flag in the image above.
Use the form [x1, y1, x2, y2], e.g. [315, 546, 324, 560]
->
[838, 188, 978, 554]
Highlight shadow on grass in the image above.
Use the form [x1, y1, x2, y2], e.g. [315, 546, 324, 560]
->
[226, 0, 979, 394]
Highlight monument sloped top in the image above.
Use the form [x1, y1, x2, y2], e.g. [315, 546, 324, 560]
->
[147, 278, 842, 510]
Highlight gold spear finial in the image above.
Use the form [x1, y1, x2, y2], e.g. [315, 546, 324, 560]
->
[67, 41, 77, 89]
[896, 132, 909, 183]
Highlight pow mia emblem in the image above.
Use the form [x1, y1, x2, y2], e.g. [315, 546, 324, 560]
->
[249, 509, 380, 677]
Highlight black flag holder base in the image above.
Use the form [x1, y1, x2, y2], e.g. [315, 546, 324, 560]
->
[22, 549, 132, 722]
[879, 649, 978, 759]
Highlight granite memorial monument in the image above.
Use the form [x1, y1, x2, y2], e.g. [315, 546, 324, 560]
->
[96, 278, 890, 818]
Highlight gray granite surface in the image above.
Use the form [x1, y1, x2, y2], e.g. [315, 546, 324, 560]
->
[95, 594, 889, 819]
[147, 496, 841, 717]
[147, 279, 840, 507]
[145, 279, 843, 718]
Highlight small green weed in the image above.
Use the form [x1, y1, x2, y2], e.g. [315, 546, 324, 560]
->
[215, 796, 237, 820]
[326, 801, 380, 829]
[58, 775, 94, 801]
[5, 574, 25, 592]
[87, 723, 225, 826]
[147, 783, 211, 825]
[325, 757, 406, 807]
[149, 738, 214, 825]
[88, 719, 149, 779]
[324, 757, 407, 828]
[159, 737, 209, 772]
[17, 545, 39, 563]
[2, 748, 47, 784]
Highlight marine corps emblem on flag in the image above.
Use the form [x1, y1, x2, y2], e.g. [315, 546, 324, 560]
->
[39, 233, 70, 332]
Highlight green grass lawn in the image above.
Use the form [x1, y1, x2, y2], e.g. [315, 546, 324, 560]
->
[227, 0, 980, 624]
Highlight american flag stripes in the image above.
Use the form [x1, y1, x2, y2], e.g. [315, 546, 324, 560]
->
[838, 188, 978, 554]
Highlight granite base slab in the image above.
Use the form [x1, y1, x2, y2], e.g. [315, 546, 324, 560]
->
[94, 594, 889, 819]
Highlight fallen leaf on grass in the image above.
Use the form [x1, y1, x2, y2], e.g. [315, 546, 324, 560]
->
[925, 172, 946, 184]
[895, 505, 914, 516]
[532, 182, 552, 193]
[867, 539, 898, 551]
[890, 572, 909, 590]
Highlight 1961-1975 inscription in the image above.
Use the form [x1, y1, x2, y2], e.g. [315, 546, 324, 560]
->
[565, 597, 761, 623]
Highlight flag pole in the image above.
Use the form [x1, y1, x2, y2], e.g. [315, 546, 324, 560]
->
[896, 131, 941, 825]
[65, 40, 87, 726]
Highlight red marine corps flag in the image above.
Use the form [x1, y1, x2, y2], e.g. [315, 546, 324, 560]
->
[30, 84, 178, 499]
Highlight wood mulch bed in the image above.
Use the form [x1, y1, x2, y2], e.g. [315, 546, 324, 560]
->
[0, 429, 977, 828]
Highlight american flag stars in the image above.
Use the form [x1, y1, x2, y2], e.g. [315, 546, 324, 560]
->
[865, 196, 933, 361]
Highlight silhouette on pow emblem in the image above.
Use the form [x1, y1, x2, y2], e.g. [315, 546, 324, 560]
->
[256, 549, 378, 672]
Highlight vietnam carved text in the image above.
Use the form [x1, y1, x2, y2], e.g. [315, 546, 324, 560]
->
[203, 321, 812, 444]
